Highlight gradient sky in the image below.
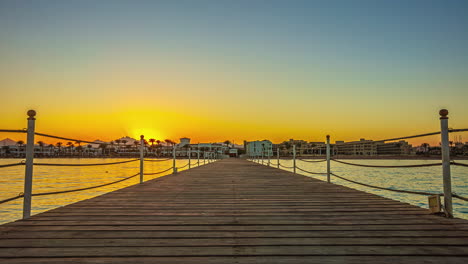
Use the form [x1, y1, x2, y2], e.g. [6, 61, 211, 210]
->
[1, 0, 467, 145]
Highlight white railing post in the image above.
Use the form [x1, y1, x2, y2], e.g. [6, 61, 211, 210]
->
[277, 148, 280, 169]
[188, 148, 191, 169]
[23, 110, 36, 219]
[293, 145, 296, 174]
[204, 151, 206, 165]
[173, 145, 177, 174]
[440, 109, 453, 218]
[326, 135, 331, 183]
[261, 147, 264, 165]
[267, 147, 270, 167]
[139, 135, 144, 183]
[197, 146, 200, 166]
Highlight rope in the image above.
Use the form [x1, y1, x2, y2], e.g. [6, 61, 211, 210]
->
[144, 158, 172, 162]
[143, 167, 173, 176]
[331, 159, 443, 168]
[33, 159, 138, 166]
[279, 164, 294, 169]
[177, 163, 190, 169]
[0, 193, 24, 204]
[0, 172, 140, 205]
[190, 162, 198, 166]
[331, 173, 468, 202]
[377, 128, 468, 142]
[452, 162, 468, 167]
[34, 132, 95, 144]
[453, 194, 468, 202]
[296, 166, 327, 175]
[330, 173, 441, 196]
[297, 159, 327, 163]
[0, 129, 26, 133]
[0, 162, 24, 168]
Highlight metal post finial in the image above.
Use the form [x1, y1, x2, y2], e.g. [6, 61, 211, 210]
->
[28, 110, 36, 118]
[439, 109, 448, 119]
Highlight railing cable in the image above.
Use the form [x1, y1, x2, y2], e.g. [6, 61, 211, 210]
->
[376, 128, 468, 142]
[332, 159, 468, 168]
[144, 158, 172, 162]
[177, 163, 190, 169]
[0, 162, 24, 168]
[0, 129, 27, 133]
[143, 167, 173, 176]
[34, 132, 96, 144]
[296, 166, 327, 175]
[331, 159, 443, 168]
[331, 172, 468, 201]
[33, 159, 139, 167]
[0, 172, 140, 205]
[297, 158, 327, 163]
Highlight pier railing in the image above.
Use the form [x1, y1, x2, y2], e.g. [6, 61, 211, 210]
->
[0, 110, 219, 220]
[249, 109, 468, 218]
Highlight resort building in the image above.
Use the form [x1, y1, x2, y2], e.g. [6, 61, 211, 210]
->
[245, 140, 273, 157]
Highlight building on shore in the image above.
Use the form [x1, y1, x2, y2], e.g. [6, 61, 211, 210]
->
[245, 140, 273, 157]
[334, 139, 412, 156]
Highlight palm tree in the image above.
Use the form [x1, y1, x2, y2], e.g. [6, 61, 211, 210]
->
[66, 142, 74, 155]
[149, 138, 156, 155]
[37, 141, 45, 154]
[155, 140, 162, 157]
[56, 142, 63, 155]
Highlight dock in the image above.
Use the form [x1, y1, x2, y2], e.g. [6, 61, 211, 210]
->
[1, 159, 467, 263]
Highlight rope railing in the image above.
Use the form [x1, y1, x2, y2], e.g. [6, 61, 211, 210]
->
[297, 158, 327, 163]
[279, 163, 294, 169]
[376, 128, 468, 142]
[0, 162, 24, 168]
[143, 167, 173, 176]
[34, 132, 95, 144]
[33, 159, 139, 167]
[296, 166, 327, 175]
[177, 163, 190, 169]
[0, 172, 140, 205]
[144, 158, 172, 162]
[332, 159, 468, 168]
[331, 159, 443, 168]
[0, 129, 26, 133]
[452, 162, 468, 167]
[331, 173, 468, 201]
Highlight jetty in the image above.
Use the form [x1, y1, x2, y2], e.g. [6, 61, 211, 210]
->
[0, 159, 467, 263]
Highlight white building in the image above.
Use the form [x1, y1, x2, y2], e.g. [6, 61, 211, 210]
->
[246, 140, 273, 157]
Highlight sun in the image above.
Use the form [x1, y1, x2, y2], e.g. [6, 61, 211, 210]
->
[130, 128, 166, 141]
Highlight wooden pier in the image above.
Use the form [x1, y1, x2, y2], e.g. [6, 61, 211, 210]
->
[1, 159, 467, 263]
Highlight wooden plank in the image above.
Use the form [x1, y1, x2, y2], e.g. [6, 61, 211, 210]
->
[0, 256, 467, 264]
[1, 237, 468, 247]
[1, 245, 468, 257]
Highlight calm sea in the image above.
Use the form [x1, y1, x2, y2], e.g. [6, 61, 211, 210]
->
[0, 158, 467, 224]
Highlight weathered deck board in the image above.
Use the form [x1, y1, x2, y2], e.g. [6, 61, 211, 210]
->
[1, 159, 467, 263]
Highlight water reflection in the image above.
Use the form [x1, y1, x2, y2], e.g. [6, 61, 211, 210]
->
[0, 158, 191, 224]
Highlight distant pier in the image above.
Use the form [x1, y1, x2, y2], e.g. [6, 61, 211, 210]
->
[0, 159, 467, 263]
